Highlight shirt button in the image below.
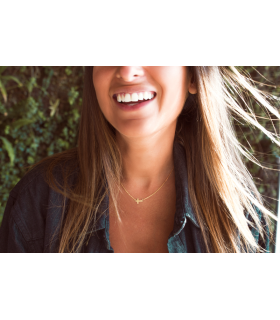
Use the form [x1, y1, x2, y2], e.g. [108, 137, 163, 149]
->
[176, 218, 185, 224]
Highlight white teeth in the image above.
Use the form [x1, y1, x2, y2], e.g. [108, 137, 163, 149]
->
[124, 93, 131, 102]
[131, 93, 138, 102]
[143, 92, 149, 100]
[138, 92, 144, 100]
[115, 91, 155, 102]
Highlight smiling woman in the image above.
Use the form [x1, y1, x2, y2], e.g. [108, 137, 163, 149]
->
[0, 66, 278, 253]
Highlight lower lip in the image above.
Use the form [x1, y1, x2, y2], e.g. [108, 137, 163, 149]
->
[113, 95, 156, 111]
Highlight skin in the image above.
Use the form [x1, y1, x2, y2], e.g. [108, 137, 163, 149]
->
[92, 66, 197, 190]
[92, 67, 197, 252]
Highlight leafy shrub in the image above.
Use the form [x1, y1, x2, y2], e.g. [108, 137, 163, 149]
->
[0, 67, 83, 222]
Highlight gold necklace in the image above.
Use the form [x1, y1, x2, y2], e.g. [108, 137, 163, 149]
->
[120, 167, 174, 204]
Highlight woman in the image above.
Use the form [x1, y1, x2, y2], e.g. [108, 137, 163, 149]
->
[0, 66, 277, 253]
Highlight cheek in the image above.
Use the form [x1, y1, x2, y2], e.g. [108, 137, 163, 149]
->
[162, 79, 188, 114]
[157, 67, 188, 102]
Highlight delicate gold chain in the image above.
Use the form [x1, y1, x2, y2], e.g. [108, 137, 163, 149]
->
[120, 167, 174, 204]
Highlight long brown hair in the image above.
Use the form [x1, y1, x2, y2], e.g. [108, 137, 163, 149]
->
[29, 66, 278, 253]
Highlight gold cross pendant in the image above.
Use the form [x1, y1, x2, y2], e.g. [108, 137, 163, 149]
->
[135, 198, 143, 204]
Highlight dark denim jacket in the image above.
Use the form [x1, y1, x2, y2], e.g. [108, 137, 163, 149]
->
[0, 140, 269, 253]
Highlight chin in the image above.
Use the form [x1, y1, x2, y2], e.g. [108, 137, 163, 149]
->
[116, 125, 155, 139]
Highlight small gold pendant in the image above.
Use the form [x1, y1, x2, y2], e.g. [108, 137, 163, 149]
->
[135, 198, 143, 204]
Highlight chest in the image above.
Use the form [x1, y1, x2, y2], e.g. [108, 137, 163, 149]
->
[108, 182, 177, 253]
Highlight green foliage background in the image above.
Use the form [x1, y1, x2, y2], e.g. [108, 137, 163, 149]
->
[0, 67, 280, 251]
[0, 67, 83, 222]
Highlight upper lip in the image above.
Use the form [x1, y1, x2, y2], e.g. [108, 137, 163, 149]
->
[112, 86, 157, 98]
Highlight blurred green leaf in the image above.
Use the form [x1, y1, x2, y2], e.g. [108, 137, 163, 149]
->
[68, 87, 79, 105]
[1, 75, 22, 87]
[0, 80, 7, 102]
[0, 136, 15, 165]
[4, 125, 10, 135]
[27, 77, 37, 93]
[27, 156, 34, 164]
[49, 99, 60, 117]
[11, 118, 36, 130]
[65, 67, 72, 76]
[0, 67, 8, 75]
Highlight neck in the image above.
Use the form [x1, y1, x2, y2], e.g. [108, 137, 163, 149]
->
[116, 124, 176, 192]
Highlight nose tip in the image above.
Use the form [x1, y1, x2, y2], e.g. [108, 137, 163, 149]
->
[116, 66, 144, 82]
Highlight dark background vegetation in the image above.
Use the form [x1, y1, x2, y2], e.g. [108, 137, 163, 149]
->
[0, 66, 280, 251]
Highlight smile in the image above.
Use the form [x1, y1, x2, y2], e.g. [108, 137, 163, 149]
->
[113, 92, 157, 111]
[113, 91, 156, 103]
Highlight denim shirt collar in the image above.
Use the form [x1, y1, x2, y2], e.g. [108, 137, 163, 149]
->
[93, 139, 200, 233]
[172, 139, 200, 229]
